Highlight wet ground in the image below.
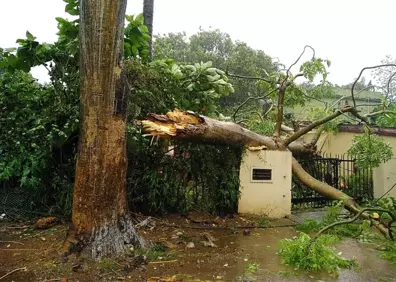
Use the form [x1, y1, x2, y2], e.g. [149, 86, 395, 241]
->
[1, 212, 396, 282]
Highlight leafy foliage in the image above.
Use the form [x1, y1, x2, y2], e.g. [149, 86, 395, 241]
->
[0, 0, 238, 217]
[154, 28, 277, 107]
[347, 129, 393, 169]
[278, 233, 357, 276]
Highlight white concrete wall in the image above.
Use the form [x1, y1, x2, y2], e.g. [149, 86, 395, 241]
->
[238, 150, 292, 218]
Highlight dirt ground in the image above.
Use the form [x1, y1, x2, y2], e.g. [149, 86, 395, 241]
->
[1, 212, 396, 282]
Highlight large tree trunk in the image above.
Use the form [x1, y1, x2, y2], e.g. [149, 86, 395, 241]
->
[64, 0, 145, 260]
[143, 0, 155, 61]
[141, 109, 316, 155]
[142, 109, 391, 237]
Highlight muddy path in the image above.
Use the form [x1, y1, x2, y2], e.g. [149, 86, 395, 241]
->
[1, 213, 395, 282]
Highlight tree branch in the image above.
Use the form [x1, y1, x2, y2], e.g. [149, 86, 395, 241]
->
[226, 72, 271, 83]
[283, 106, 354, 146]
[352, 64, 396, 107]
[365, 109, 394, 118]
[385, 71, 396, 101]
[281, 124, 295, 134]
[287, 45, 316, 75]
[274, 87, 286, 137]
[308, 126, 325, 146]
[232, 89, 277, 122]
[291, 157, 391, 238]
[313, 207, 395, 240]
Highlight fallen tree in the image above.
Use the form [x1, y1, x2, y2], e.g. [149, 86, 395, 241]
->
[141, 108, 393, 238]
[140, 48, 396, 239]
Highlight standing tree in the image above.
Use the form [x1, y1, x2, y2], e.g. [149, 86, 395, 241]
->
[63, 0, 145, 259]
[143, 0, 155, 61]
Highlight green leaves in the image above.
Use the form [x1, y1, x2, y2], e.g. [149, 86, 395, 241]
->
[124, 13, 150, 60]
[300, 58, 331, 82]
[347, 128, 393, 169]
[178, 61, 234, 114]
[25, 31, 36, 41]
[278, 233, 357, 276]
[64, 0, 79, 16]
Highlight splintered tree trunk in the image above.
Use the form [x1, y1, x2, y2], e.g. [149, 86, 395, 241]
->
[64, 0, 144, 259]
[143, 0, 155, 61]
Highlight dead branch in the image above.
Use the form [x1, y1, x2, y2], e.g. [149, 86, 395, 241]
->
[351, 64, 396, 107]
[283, 106, 354, 146]
[0, 267, 27, 280]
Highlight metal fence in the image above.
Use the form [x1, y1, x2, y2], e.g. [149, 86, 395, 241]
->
[292, 153, 373, 209]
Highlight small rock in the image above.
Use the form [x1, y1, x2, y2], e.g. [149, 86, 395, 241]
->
[40, 237, 46, 241]
[186, 242, 195, 249]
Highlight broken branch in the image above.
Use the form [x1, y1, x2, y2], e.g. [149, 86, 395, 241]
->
[283, 106, 354, 146]
[313, 207, 395, 240]
[351, 64, 396, 107]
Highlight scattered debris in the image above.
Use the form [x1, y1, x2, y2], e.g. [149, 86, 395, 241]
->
[147, 277, 182, 282]
[124, 254, 147, 272]
[136, 217, 156, 230]
[71, 263, 82, 272]
[0, 266, 27, 280]
[201, 232, 217, 247]
[0, 240, 24, 245]
[35, 217, 58, 229]
[186, 242, 195, 249]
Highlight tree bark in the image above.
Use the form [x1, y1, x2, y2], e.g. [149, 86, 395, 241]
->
[143, 0, 155, 61]
[141, 109, 316, 155]
[141, 109, 391, 237]
[64, 0, 145, 260]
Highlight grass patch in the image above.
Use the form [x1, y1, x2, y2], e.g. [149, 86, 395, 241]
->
[98, 258, 119, 272]
[135, 242, 176, 261]
[245, 263, 260, 274]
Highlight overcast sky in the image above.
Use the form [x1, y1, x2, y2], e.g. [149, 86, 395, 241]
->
[1, 0, 395, 85]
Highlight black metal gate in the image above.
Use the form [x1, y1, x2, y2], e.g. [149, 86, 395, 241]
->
[292, 153, 374, 209]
